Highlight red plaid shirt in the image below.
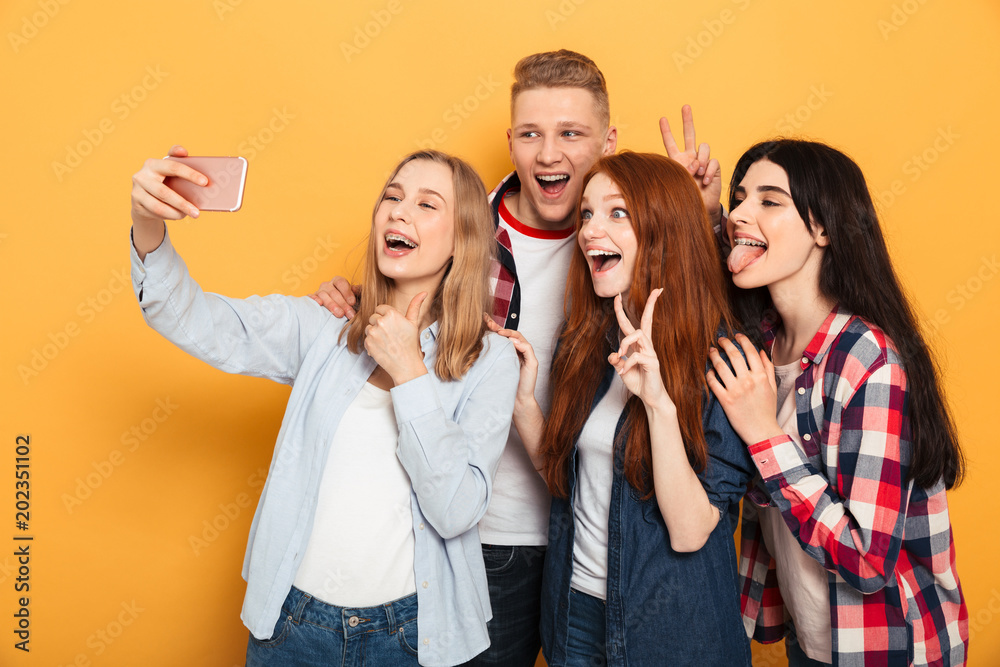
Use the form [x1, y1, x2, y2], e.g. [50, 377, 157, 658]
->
[487, 172, 521, 329]
[739, 306, 968, 666]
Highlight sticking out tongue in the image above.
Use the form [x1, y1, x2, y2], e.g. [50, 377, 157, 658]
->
[727, 244, 766, 274]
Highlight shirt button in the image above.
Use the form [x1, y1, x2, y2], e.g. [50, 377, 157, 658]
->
[510, 312, 517, 319]
[423, 638, 430, 645]
[797, 387, 806, 395]
[418, 523, 425, 530]
[801, 356, 808, 364]
[348, 615, 360, 627]
[422, 581, 429, 589]
[422, 331, 430, 340]
[803, 434, 812, 441]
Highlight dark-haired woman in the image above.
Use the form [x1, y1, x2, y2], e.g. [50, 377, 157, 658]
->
[708, 140, 968, 666]
[492, 151, 754, 666]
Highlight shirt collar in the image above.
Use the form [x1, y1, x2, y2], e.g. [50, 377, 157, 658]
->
[762, 304, 853, 369]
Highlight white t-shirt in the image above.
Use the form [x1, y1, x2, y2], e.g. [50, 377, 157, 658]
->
[293, 382, 416, 606]
[570, 372, 629, 600]
[758, 360, 832, 663]
[477, 194, 576, 546]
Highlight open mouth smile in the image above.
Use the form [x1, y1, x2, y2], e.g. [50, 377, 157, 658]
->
[536, 173, 569, 197]
[587, 248, 622, 274]
[384, 231, 417, 255]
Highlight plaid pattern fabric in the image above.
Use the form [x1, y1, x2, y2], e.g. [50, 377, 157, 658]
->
[487, 172, 520, 329]
[739, 306, 968, 666]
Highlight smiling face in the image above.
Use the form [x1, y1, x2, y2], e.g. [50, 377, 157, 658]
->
[374, 158, 456, 293]
[578, 172, 637, 299]
[727, 159, 828, 292]
[508, 87, 616, 231]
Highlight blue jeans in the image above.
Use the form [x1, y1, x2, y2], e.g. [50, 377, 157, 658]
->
[245, 586, 419, 667]
[562, 588, 607, 667]
[463, 544, 545, 666]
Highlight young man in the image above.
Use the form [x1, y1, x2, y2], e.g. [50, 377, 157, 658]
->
[312, 51, 721, 665]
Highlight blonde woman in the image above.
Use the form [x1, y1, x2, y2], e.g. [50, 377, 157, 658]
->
[129, 146, 518, 666]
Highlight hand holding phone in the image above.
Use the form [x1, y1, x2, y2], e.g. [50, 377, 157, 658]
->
[163, 156, 248, 212]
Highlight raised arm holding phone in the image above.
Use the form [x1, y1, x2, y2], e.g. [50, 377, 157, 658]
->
[130, 145, 518, 666]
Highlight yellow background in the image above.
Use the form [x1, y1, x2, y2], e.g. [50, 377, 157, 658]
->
[2, 0, 998, 665]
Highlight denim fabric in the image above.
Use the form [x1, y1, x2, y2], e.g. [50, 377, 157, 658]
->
[540, 360, 755, 667]
[132, 231, 519, 666]
[245, 586, 419, 667]
[463, 545, 545, 666]
[563, 589, 607, 667]
[787, 630, 832, 667]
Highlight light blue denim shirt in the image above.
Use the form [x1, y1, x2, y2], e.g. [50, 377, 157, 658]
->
[130, 229, 519, 666]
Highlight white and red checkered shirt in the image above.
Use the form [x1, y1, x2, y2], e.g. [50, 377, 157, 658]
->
[739, 306, 968, 666]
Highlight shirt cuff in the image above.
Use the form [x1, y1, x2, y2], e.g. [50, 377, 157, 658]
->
[130, 226, 177, 297]
[390, 373, 443, 425]
[747, 434, 807, 482]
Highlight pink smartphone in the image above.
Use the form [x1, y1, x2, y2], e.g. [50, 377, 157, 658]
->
[163, 156, 248, 212]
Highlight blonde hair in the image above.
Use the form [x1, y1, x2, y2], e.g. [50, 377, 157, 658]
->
[510, 50, 610, 127]
[343, 150, 495, 381]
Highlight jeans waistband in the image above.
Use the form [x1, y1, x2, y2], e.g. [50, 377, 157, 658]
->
[282, 586, 418, 637]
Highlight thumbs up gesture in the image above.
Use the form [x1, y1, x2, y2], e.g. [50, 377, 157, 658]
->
[364, 292, 429, 385]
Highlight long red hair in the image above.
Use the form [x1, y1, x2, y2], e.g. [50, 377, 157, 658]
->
[541, 152, 735, 499]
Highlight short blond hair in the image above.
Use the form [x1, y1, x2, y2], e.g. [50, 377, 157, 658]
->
[510, 50, 610, 127]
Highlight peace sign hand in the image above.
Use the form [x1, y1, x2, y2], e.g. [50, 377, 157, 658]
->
[659, 105, 722, 220]
[608, 290, 672, 411]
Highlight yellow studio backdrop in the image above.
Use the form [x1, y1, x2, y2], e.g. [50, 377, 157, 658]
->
[1, 0, 998, 665]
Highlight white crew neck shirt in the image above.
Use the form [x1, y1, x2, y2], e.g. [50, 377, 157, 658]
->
[758, 360, 832, 663]
[478, 193, 576, 546]
[293, 382, 416, 606]
[570, 372, 629, 599]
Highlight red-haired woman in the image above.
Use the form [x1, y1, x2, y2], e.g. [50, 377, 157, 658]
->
[492, 151, 753, 666]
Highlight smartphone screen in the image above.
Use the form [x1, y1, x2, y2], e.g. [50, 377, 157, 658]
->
[163, 156, 248, 212]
